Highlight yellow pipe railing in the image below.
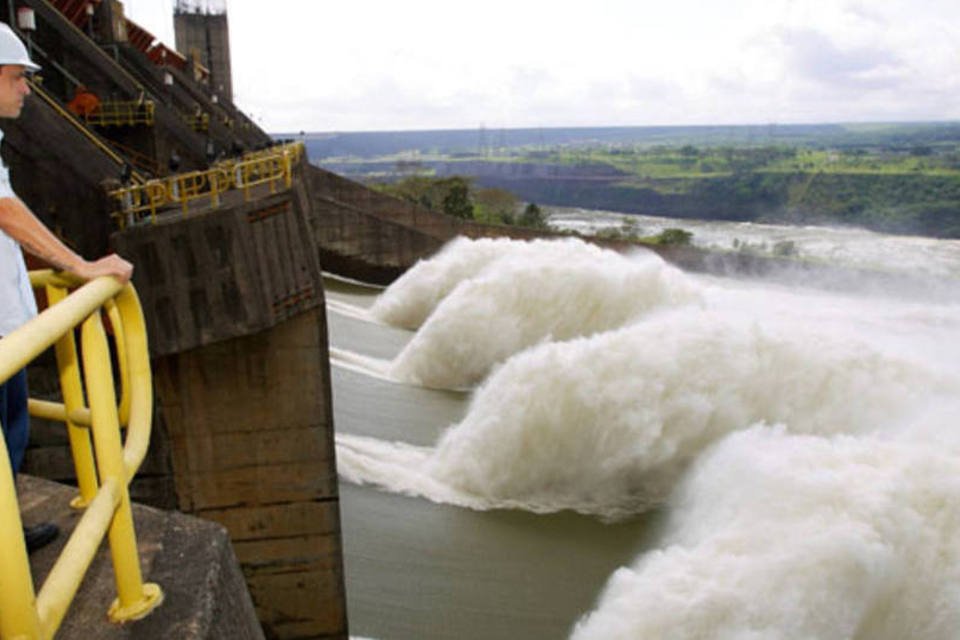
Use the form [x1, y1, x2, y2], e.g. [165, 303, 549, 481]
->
[185, 111, 210, 132]
[26, 80, 146, 185]
[109, 141, 304, 228]
[81, 100, 156, 127]
[0, 272, 163, 639]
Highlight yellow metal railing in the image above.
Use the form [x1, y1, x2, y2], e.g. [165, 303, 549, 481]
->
[82, 100, 156, 127]
[0, 272, 163, 639]
[27, 80, 147, 186]
[109, 142, 304, 227]
[185, 111, 210, 132]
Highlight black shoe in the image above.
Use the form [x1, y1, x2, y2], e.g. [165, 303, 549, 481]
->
[23, 522, 59, 553]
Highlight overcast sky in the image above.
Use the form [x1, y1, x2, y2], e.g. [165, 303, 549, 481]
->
[120, 0, 960, 134]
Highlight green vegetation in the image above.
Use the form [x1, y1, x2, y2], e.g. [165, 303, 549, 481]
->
[342, 123, 960, 239]
[441, 177, 474, 219]
[501, 142, 960, 238]
[372, 175, 548, 229]
[595, 221, 695, 247]
[643, 228, 693, 246]
[519, 203, 547, 229]
[473, 187, 519, 224]
[534, 143, 960, 178]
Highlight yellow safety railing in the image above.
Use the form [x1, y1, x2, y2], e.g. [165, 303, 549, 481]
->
[109, 142, 304, 228]
[0, 272, 163, 639]
[184, 111, 210, 132]
[83, 101, 155, 127]
[27, 80, 147, 186]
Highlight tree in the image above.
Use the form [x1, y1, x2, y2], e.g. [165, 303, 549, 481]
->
[474, 188, 519, 224]
[519, 202, 547, 228]
[377, 175, 437, 208]
[440, 177, 474, 219]
[656, 228, 693, 245]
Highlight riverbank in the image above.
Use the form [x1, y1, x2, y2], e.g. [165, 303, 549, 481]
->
[307, 122, 960, 240]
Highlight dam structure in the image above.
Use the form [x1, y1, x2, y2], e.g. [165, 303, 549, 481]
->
[0, 1, 520, 637]
[8, 3, 957, 640]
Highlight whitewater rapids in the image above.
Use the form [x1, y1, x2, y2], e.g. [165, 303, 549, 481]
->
[373, 237, 698, 388]
[571, 426, 960, 640]
[331, 235, 960, 639]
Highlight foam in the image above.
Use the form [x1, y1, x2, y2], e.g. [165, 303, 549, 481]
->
[385, 240, 699, 388]
[337, 310, 957, 519]
[369, 236, 528, 329]
[335, 228, 960, 639]
[571, 426, 960, 639]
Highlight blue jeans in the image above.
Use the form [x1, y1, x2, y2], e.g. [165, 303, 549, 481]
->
[0, 368, 29, 474]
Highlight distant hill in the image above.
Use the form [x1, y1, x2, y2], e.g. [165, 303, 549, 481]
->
[287, 122, 960, 239]
[289, 122, 960, 160]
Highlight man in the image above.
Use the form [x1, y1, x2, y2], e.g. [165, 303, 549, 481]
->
[0, 22, 133, 552]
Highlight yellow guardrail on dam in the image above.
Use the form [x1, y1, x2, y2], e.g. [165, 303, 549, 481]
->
[27, 80, 147, 186]
[109, 141, 304, 228]
[185, 111, 210, 132]
[81, 100, 156, 128]
[0, 272, 163, 639]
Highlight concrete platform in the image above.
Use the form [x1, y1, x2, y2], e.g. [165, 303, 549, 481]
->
[17, 474, 263, 639]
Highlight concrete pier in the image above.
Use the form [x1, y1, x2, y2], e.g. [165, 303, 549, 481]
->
[19, 474, 263, 639]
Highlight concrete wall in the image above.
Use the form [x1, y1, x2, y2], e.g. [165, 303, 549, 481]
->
[111, 174, 347, 638]
[153, 306, 347, 639]
[21, 474, 265, 640]
[306, 164, 466, 239]
[113, 190, 322, 357]
[304, 162, 574, 283]
[175, 11, 233, 103]
[308, 194, 445, 284]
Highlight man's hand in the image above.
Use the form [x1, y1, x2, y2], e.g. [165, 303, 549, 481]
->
[73, 254, 134, 284]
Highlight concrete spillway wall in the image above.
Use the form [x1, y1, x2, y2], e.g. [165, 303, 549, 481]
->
[113, 189, 321, 357]
[303, 163, 563, 283]
[111, 166, 348, 638]
[152, 305, 345, 638]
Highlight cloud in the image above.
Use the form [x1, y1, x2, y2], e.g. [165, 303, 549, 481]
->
[220, 0, 960, 130]
[777, 27, 905, 90]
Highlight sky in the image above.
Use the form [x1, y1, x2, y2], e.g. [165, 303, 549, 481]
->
[120, 0, 960, 134]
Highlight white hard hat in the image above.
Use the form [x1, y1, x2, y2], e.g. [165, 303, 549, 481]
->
[0, 23, 40, 72]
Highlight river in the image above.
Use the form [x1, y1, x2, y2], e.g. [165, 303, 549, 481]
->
[324, 210, 960, 640]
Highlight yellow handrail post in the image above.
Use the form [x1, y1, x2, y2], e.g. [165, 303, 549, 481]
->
[105, 301, 131, 428]
[284, 152, 293, 189]
[0, 430, 43, 639]
[147, 183, 162, 225]
[113, 286, 153, 480]
[80, 313, 162, 623]
[45, 284, 98, 509]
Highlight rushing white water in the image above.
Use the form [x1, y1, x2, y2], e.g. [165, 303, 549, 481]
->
[571, 426, 960, 640]
[369, 236, 617, 328]
[339, 305, 958, 519]
[547, 206, 960, 279]
[331, 230, 960, 639]
[386, 242, 698, 388]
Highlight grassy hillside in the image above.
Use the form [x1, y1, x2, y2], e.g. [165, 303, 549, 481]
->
[309, 122, 960, 238]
